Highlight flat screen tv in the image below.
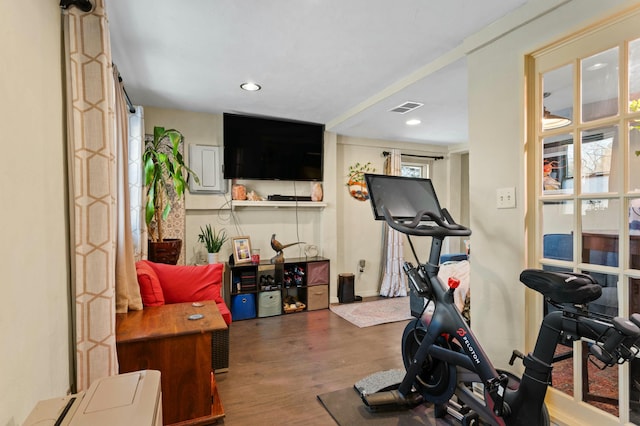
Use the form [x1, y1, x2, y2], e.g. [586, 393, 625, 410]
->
[223, 113, 324, 181]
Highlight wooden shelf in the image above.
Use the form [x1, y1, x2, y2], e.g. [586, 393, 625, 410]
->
[231, 200, 326, 209]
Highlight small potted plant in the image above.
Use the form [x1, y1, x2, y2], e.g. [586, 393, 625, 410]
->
[145, 126, 199, 264]
[198, 224, 228, 264]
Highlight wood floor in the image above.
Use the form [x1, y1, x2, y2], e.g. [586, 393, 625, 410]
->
[215, 308, 410, 425]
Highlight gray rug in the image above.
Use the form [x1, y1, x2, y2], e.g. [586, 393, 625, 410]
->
[317, 386, 457, 426]
[329, 297, 413, 328]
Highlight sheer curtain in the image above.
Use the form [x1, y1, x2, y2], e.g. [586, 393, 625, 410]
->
[63, 0, 118, 390]
[128, 106, 147, 261]
[379, 149, 407, 297]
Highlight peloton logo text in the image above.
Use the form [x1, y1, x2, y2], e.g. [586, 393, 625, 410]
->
[458, 329, 480, 364]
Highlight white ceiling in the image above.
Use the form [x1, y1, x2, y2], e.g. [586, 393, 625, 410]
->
[106, 0, 549, 146]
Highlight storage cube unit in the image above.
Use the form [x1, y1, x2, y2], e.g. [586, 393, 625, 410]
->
[231, 293, 256, 320]
[307, 285, 329, 310]
[226, 257, 330, 319]
[258, 290, 282, 317]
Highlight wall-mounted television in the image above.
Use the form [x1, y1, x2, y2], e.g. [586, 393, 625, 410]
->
[223, 113, 324, 181]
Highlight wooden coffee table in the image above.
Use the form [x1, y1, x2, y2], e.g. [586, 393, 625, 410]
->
[116, 300, 227, 425]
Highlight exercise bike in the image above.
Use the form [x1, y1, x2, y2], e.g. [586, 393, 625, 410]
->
[360, 173, 640, 425]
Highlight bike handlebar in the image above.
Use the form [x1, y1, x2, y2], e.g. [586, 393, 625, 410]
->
[590, 316, 640, 365]
[381, 205, 472, 238]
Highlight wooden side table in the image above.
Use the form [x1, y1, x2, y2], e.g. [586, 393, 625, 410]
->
[116, 301, 227, 425]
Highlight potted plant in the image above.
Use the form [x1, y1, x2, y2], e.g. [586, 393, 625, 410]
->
[198, 225, 228, 264]
[144, 126, 199, 264]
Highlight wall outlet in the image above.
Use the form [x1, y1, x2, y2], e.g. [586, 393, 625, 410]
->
[496, 187, 516, 209]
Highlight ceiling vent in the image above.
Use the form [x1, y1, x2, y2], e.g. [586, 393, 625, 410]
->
[389, 101, 424, 114]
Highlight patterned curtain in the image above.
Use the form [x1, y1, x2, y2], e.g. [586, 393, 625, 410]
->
[63, 0, 118, 391]
[379, 149, 407, 297]
[128, 106, 147, 261]
[114, 65, 142, 313]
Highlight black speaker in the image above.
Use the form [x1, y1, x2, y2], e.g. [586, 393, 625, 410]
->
[338, 273, 355, 303]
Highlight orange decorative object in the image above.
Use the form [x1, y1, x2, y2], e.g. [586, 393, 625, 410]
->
[232, 184, 247, 200]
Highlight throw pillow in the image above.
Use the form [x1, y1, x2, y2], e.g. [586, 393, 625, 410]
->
[149, 262, 224, 304]
[135, 260, 165, 306]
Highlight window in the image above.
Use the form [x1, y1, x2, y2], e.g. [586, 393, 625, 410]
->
[401, 161, 429, 178]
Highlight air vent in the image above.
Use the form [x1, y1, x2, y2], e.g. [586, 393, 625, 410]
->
[389, 101, 424, 114]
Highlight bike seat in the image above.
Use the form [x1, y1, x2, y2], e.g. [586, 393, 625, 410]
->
[519, 269, 602, 304]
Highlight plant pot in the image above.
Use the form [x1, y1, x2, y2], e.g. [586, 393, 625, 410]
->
[208, 252, 221, 264]
[148, 239, 182, 265]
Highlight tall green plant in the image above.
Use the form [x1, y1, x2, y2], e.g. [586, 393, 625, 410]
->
[144, 126, 198, 242]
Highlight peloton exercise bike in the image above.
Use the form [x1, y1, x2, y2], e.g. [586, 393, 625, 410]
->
[360, 173, 640, 425]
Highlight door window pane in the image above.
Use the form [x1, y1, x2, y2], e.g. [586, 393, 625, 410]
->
[543, 133, 573, 195]
[582, 47, 619, 123]
[629, 120, 640, 192]
[542, 64, 573, 131]
[630, 198, 640, 270]
[628, 38, 640, 111]
[542, 201, 574, 261]
[581, 199, 621, 267]
[580, 126, 617, 194]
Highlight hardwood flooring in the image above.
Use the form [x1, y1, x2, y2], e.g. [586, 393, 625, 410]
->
[215, 308, 409, 425]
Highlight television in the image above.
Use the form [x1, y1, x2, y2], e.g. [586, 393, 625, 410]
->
[223, 113, 324, 181]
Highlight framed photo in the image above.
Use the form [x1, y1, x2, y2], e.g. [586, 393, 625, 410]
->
[232, 236, 252, 264]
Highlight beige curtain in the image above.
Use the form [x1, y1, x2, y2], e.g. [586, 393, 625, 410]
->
[114, 65, 143, 313]
[63, 0, 118, 391]
[379, 149, 407, 297]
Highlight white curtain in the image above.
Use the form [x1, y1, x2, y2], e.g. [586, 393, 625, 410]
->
[379, 149, 407, 297]
[128, 106, 147, 261]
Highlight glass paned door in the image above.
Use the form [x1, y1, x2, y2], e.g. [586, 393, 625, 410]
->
[533, 13, 640, 422]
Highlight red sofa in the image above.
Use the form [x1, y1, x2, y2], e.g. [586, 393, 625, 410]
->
[135, 260, 231, 371]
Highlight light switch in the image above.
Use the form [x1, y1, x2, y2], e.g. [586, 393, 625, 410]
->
[496, 187, 516, 209]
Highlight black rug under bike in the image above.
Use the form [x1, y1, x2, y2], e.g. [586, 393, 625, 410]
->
[317, 387, 457, 426]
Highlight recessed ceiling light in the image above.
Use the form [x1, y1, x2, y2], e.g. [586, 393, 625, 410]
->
[240, 82, 261, 91]
[406, 119, 421, 126]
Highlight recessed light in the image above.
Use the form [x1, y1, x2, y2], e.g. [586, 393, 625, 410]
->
[406, 119, 421, 126]
[240, 82, 261, 91]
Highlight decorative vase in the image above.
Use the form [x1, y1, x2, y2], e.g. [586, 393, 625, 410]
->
[148, 239, 182, 265]
[311, 182, 323, 201]
[208, 252, 220, 264]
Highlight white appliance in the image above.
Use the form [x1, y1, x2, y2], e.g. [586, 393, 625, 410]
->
[23, 370, 162, 426]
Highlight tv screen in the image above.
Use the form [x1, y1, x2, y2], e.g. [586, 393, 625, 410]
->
[223, 113, 324, 181]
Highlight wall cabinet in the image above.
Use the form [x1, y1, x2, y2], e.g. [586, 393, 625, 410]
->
[224, 257, 330, 320]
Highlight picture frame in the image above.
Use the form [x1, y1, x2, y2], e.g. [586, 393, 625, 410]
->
[232, 236, 252, 264]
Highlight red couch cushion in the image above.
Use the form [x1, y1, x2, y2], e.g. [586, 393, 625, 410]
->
[147, 261, 224, 304]
[135, 261, 165, 306]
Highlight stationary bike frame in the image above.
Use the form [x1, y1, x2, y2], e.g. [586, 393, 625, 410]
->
[362, 205, 640, 425]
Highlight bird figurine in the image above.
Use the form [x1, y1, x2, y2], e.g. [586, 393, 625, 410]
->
[270, 234, 305, 264]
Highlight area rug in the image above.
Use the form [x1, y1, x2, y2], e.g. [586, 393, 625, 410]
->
[329, 296, 412, 328]
[317, 386, 456, 425]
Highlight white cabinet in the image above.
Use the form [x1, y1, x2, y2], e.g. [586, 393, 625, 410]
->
[189, 145, 227, 193]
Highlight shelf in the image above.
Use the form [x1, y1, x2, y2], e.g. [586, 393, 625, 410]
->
[231, 200, 326, 209]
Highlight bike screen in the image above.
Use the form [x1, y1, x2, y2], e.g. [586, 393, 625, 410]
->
[365, 174, 444, 222]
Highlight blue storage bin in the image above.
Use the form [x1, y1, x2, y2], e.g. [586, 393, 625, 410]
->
[231, 293, 256, 320]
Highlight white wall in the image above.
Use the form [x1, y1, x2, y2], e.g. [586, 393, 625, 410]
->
[0, 3, 71, 425]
